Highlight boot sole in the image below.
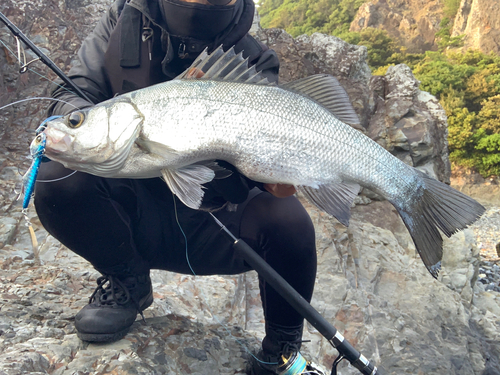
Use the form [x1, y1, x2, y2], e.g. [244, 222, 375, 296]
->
[77, 327, 131, 343]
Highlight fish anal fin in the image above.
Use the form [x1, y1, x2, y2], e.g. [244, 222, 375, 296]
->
[161, 164, 216, 209]
[282, 75, 361, 129]
[298, 182, 360, 226]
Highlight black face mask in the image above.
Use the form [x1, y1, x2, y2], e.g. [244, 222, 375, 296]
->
[160, 0, 242, 41]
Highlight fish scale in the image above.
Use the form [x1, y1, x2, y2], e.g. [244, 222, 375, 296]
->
[134, 80, 395, 191]
[40, 46, 485, 278]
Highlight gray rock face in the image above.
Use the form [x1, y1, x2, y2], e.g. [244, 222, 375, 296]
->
[1, 2, 499, 375]
[452, 0, 500, 55]
[349, 0, 443, 53]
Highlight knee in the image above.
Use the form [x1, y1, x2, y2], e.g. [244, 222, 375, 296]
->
[264, 194, 314, 235]
[244, 193, 316, 256]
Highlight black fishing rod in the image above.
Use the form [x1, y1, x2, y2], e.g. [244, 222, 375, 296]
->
[210, 213, 385, 375]
[0, 11, 92, 103]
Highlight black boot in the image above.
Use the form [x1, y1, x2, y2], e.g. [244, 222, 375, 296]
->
[248, 322, 326, 375]
[75, 273, 153, 342]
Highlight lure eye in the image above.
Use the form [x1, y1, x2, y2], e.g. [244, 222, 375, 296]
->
[68, 112, 85, 128]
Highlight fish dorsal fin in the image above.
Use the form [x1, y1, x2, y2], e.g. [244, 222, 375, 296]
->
[298, 182, 360, 226]
[282, 75, 361, 128]
[175, 46, 271, 85]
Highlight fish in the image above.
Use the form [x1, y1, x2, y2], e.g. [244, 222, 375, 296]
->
[40, 46, 485, 278]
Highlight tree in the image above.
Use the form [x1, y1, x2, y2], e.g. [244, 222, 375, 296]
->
[412, 54, 475, 97]
[477, 95, 500, 134]
[259, 0, 367, 37]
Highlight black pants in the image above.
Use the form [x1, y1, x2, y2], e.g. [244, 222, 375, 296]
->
[34, 161, 317, 327]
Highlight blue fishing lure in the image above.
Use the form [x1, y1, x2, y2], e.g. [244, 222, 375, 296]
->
[21, 115, 62, 209]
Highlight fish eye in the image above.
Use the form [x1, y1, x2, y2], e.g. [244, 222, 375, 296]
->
[68, 112, 85, 128]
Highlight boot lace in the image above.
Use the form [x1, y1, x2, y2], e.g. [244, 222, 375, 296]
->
[88, 275, 146, 321]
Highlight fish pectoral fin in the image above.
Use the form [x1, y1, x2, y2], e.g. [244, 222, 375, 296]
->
[135, 138, 179, 157]
[161, 165, 216, 210]
[298, 182, 360, 226]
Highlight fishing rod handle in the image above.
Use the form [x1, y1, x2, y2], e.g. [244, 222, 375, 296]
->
[331, 332, 384, 374]
[232, 238, 384, 375]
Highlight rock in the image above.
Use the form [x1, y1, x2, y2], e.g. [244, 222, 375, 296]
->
[295, 33, 372, 84]
[350, 0, 500, 55]
[350, 0, 443, 53]
[451, 168, 500, 206]
[366, 64, 450, 181]
[0, 217, 18, 249]
[452, 0, 500, 55]
[440, 229, 479, 305]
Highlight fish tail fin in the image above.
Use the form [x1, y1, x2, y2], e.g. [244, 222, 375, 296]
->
[393, 172, 485, 279]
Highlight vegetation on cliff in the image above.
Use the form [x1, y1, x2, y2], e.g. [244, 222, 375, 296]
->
[258, 0, 365, 37]
[257, 0, 500, 177]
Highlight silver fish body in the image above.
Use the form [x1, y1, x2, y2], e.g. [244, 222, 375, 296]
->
[41, 47, 484, 278]
[130, 80, 414, 196]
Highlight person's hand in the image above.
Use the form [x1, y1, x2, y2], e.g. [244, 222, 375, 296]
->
[199, 161, 250, 211]
[185, 67, 205, 78]
[263, 183, 296, 198]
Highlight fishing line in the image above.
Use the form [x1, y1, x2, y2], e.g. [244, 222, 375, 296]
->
[0, 96, 81, 112]
[15, 163, 78, 187]
[36, 170, 78, 183]
[171, 194, 277, 366]
[0, 38, 84, 98]
[2, 96, 81, 183]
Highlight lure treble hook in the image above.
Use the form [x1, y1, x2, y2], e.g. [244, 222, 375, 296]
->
[15, 36, 41, 73]
[0, 11, 92, 102]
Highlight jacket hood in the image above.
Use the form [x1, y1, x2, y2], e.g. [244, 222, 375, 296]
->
[127, 0, 255, 53]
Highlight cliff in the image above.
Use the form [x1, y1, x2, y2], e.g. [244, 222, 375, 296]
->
[451, 0, 500, 54]
[350, 0, 443, 53]
[350, 0, 500, 54]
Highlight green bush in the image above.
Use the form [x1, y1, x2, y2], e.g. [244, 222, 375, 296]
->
[435, 18, 464, 51]
[258, 0, 366, 37]
[443, 0, 461, 18]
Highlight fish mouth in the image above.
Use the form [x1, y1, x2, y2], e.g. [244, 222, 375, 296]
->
[43, 127, 73, 155]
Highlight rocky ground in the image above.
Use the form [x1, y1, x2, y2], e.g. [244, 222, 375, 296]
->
[472, 206, 500, 292]
[451, 176, 500, 292]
